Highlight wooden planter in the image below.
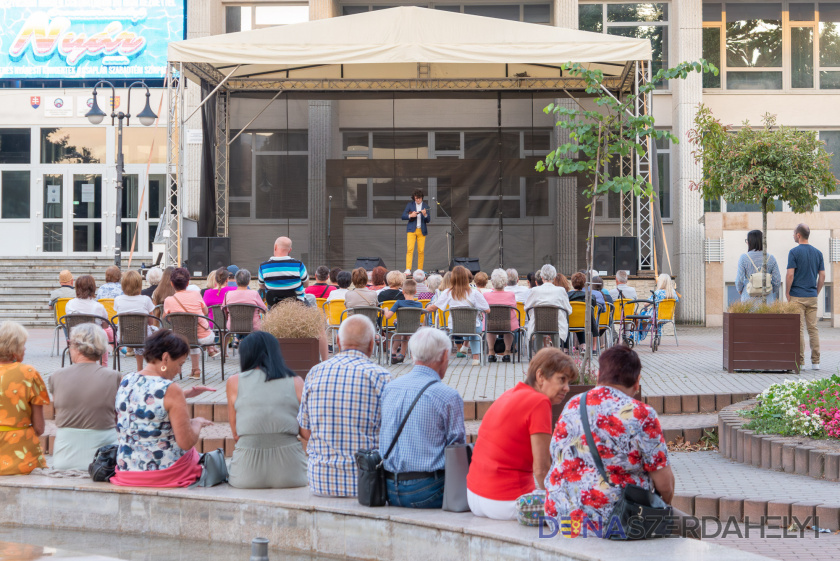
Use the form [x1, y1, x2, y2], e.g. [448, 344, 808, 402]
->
[723, 313, 800, 373]
[277, 338, 321, 379]
[551, 384, 643, 427]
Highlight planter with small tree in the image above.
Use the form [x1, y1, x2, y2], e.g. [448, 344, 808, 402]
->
[688, 108, 837, 372]
[261, 299, 323, 378]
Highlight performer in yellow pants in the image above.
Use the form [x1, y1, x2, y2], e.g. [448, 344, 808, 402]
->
[402, 189, 431, 272]
[406, 228, 426, 271]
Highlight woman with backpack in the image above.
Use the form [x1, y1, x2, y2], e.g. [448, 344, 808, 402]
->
[736, 230, 781, 302]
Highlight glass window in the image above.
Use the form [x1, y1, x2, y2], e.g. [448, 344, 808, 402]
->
[821, 70, 840, 87]
[120, 127, 167, 164]
[0, 129, 30, 164]
[525, 177, 549, 216]
[820, 3, 840, 68]
[703, 27, 722, 88]
[703, 3, 722, 22]
[230, 202, 251, 217]
[655, 137, 671, 219]
[148, 174, 166, 219]
[43, 174, 63, 218]
[73, 174, 102, 219]
[345, 178, 369, 217]
[254, 155, 308, 219]
[254, 5, 309, 25]
[73, 223, 102, 252]
[41, 128, 105, 164]
[726, 71, 783, 89]
[1, 171, 29, 219]
[820, 198, 840, 210]
[464, 5, 520, 20]
[343, 6, 369, 15]
[43, 223, 62, 252]
[608, 25, 668, 77]
[435, 132, 461, 151]
[820, 131, 840, 183]
[524, 130, 551, 151]
[524, 4, 551, 23]
[254, 131, 308, 152]
[343, 132, 369, 151]
[792, 27, 815, 88]
[790, 2, 816, 21]
[579, 4, 603, 32]
[705, 198, 721, 212]
[606, 3, 667, 22]
[225, 6, 251, 33]
[230, 132, 253, 197]
[726, 3, 782, 68]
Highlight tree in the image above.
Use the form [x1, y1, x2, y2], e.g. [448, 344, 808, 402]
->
[537, 60, 715, 374]
[687, 107, 838, 299]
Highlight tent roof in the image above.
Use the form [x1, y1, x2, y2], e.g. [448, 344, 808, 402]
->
[168, 7, 651, 92]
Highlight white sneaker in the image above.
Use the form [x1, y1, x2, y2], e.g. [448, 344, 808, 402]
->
[471, 359, 480, 366]
[813, 364, 821, 370]
[460, 344, 470, 354]
[404, 269, 411, 276]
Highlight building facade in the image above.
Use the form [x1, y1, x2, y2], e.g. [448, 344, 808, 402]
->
[1, 0, 839, 325]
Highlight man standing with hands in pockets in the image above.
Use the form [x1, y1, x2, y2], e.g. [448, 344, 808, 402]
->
[402, 189, 431, 275]
[786, 223, 825, 371]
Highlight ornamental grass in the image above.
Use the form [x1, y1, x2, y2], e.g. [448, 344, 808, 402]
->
[261, 299, 325, 340]
[727, 300, 799, 314]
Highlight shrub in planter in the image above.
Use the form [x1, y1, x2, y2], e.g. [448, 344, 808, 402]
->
[723, 300, 800, 373]
[261, 300, 324, 378]
[743, 375, 840, 438]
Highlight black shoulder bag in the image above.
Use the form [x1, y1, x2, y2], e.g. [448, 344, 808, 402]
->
[355, 380, 437, 507]
[580, 391, 673, 540]
[89, 444, 118, 482]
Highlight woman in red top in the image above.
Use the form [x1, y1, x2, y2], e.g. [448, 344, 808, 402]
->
[466, 348, 576, 520]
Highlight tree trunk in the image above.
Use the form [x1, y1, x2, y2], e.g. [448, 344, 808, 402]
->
[581, 124, 603, 379]
[762, 195, 768, 302]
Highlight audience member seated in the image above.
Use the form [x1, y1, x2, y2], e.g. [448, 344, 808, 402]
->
[305, 266, 336, 299]
[201, 270, 217, 297]
[49, 270, 75, 309]
[544, 346, 674, 534]
[111, 330, 215, 487]
[504, 268, 530, 303]
[474, 272, 490, 293]
[653, 273, 680, 302]
[96, 265, 124, 299]
[384, 279, 423, 364]
[141, 267, 163, 298]
[297, 315, 390, 496]
[329, 267, 341, 287]
[524, 265, 572, 352]
[425, 274, 443, 303]
[344, 268, 379, 308]
[114, 270, 157, 371]
[326, 271, 352, 302]
[567, 272, 603, 348]
[609, 269, 637, 301]
[377, 271, 406, 304]
[369, 266, 387, 292]
[259, 236, 309, 307]
[163, 267, 219, 379]
[66, 274, 114, 365]
[226, 332, 307, 489]
[151, 267, 175, 312]
[203, 267, 235, 320]
[224, 269, 266, 332]
[468, 348, 575, 519]
[380, 328, 465, 508]
[527, 271, 538, 289]
[554, 273, 571, 292]
[484, 269, 518, 363]
[426, 266, 489, 366]
[592, 276, 613, 304]
[48, 324, 122, 470]
[226, 265, 240, 287]
[412, 270, 433, 300]
[0, 321, 49, 475]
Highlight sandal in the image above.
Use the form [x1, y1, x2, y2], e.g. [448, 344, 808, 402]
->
[190, 369, 201, 379]
[207, 347, 220, 358]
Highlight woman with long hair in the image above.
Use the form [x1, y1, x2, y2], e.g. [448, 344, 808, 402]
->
[152, 267, 176, 310]
[735, 230, 780, 301]
[203, 267, 234, 321]
[426, 266, 490, 365]
[226, 331, 307, 488]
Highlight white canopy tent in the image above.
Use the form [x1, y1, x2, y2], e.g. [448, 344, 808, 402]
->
[163, 7, 654, 268]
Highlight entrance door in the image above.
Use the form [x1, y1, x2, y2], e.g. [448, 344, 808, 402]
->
[120, 170, 165, 256]
[71, 172, 104, 253]
[41, 173, 66, 253]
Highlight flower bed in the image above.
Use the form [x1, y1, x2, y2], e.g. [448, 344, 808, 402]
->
[743, 375, 840, 438]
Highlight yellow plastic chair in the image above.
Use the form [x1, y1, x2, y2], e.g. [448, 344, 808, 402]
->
[599, 302, 614, 347]
[315, 297, 328, 311]
[322, 299, 346, 348]
[568, 301, 601, 354]
[51, 297, 72, 357]
[419, 299, 431, 308]
[380, 300, 397, 330]
[516, 301, 526, 325]
[656, 298, 679, 346]
[612, 299, 636, 322]
[98, 298, 118, 324]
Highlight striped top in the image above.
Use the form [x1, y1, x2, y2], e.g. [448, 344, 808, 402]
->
[258, 256, 309, 300]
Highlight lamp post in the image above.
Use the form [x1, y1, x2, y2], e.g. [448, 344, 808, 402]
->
[85, 81, 158, 268]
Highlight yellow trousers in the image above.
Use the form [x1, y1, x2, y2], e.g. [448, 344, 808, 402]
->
[406, 229, 426, 271]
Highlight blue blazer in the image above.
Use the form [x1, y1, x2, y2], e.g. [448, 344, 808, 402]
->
[401, 201, 431, 235]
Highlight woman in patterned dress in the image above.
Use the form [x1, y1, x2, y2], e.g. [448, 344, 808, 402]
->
[0, 321, 49, 475]
[111, 329, 215, 487]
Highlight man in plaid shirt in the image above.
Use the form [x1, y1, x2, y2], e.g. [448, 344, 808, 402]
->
[298, 315, 390, 496]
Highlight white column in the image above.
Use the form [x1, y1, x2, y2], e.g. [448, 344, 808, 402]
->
[671, 0, 705, 323]
[553, 0, 578, 27]
[310, 0, 339, 20]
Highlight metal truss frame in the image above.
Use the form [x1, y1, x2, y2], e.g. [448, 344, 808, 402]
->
[634, 60, 654, 270]
[215, 90, 229, 238]
[165, 62, 184, 267]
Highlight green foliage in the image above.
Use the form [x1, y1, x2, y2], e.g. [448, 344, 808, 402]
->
[688, 106, 838, 213]
[742, 375, 840, 439]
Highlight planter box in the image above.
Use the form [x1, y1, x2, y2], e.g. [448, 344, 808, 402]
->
[723, 313, 800, 373]
[551, 384, 642, 427]
[277, 338, 320, 379]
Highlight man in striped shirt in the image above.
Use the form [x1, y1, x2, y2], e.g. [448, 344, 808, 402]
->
[258, 236, 309, 306]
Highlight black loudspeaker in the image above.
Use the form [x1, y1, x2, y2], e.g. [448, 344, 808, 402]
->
[187, 237, 209, 277]
[593, 237, 615, 276]
[450, 257, 481, 276]
[614, 236, 638, 274]
[208, 237, 231, 271]
[354, 257, 387, 270]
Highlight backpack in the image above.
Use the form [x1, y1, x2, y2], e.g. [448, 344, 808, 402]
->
[746, 254, 773, 297]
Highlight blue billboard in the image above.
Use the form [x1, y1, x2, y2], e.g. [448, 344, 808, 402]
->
[0, 1, 185, 80]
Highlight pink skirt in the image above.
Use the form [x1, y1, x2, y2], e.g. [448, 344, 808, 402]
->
[110, 447, 202, 488]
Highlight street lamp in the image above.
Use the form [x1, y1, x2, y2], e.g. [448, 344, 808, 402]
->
[85, 80, 157, 268]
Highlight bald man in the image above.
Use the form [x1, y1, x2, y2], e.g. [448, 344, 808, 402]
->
[258, 236, 309, 306]
[297, 315, 391, 497]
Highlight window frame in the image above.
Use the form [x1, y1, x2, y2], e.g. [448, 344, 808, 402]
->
[224, 2, 310, 33]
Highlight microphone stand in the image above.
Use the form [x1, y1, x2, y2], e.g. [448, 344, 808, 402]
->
[434, 198, 462, 271]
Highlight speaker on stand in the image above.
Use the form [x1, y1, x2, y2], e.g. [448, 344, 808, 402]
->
[208, 237, 231, 271]
[187, 237, 209, 277]
[593, 237, 615, 276]
[354, 257, 387, 270]
[450, 257, 481, 276]
[614, 237, 638, 274]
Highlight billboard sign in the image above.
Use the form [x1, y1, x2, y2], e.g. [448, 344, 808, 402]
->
[0, 1, 185, 80]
